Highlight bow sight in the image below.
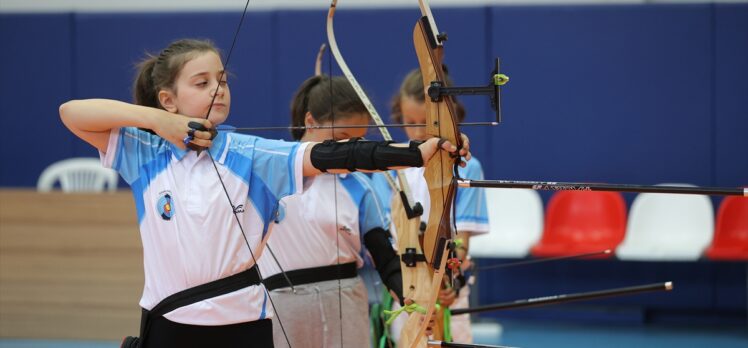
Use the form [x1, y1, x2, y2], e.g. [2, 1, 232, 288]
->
[426, 58, 509, 124]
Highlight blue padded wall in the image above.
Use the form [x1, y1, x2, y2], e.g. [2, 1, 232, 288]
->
[714, 4, 748, 188]
[487, 5, 715, 188]
[0, 14, 76, 187]
[1, 4, 745, 190]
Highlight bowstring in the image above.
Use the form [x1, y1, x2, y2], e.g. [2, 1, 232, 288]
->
[326, 36, 345, 348]
[201, 0, 292, 346]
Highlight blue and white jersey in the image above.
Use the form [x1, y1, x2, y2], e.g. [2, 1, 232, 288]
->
[372, 157, 489, 236]
[100, 127, 307, 325]
[258, 172, 389, 278]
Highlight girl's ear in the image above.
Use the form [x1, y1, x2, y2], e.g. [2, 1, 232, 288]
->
[304, 112, 317, 127]
[158, 90, 178, 113]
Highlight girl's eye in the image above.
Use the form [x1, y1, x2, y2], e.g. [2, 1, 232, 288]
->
[196, 81, 208, 87]
[219, 80, 228, 86]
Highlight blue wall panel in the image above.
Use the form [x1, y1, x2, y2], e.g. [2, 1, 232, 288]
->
[3, 5, 745, 190]
[0, 14, 75, 187]
[714, 4, 748, 188]
[487, 5, 715, 189]
[274, 9, 336, 141]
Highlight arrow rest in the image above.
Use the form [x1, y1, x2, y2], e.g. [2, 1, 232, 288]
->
[400, 190, 425, 219]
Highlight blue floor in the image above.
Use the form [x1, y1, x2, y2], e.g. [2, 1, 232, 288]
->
[1, 321, 746, 348]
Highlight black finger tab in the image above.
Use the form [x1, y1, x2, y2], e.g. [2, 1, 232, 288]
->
[188, 121, 207, 131]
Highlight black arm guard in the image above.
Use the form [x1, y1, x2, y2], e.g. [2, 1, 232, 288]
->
[364, 228, 404, 305]
[311, 138, 423, 172]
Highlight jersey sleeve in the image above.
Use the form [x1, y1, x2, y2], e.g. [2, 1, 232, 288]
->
[455, 158, 489, 234]
[223, 136, 307, 235]
[248, 137, 308, 200]
[99, 127, 167, 185]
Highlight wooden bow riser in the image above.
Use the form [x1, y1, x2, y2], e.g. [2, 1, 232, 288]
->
[415, 16, 461, 266]
[393, 193, 432, 348]
[401, 15, 462, 348]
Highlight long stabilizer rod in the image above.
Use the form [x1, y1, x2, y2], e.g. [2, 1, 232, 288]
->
[451, 282, 673, 316]
[476, 250, 612, 272]
[428, 341, 517, 348]
[457, 179, 746, 197]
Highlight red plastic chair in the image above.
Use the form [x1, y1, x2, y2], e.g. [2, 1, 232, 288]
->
[705, 196, 748, 261]
[531, 191, 626, 258]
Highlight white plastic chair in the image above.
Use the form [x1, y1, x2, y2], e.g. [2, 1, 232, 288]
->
[469, 188, 544, 258]
[36, 158, 119, 193]
[616, 184, 714, 261]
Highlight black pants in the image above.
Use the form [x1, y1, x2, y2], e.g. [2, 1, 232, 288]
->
[143, 315, 274, 348]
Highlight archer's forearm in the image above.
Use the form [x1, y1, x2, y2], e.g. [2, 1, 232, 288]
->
[60, 99, 165, 152]
[60, 99, 160, 132]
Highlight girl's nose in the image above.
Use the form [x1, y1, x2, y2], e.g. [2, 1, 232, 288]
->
[212, 83, 225, 97]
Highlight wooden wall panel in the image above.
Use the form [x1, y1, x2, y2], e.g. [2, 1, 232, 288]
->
[0, 190, 143, 340]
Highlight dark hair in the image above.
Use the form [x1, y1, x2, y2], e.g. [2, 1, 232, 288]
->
[390, 68, 465, 123]
[289, 75, 368, 140]
[133, 39, 221, 108]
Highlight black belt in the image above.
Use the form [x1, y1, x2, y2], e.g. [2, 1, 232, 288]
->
[122, 265, 262, 348]
[149, 265, 262, 317]
[263, 262, 357, 291]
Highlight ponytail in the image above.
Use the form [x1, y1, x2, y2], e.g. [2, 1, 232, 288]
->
[133, 55, 160, 108]
[290, 75, 325, 140]
[289, 75, 368, 141]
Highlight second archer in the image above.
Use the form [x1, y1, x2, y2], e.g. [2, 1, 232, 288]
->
[258, 75, 406, 348]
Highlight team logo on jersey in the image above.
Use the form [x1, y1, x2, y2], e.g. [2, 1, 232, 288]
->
[338, 225, 352, 235]
[156, 192, 175, 220]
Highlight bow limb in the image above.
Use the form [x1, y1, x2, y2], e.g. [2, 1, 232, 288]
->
[407, 0, 463, 346]
[326, 2, 434, 346]
[325, 0, 424, 263]
[314, 43, 327, 76]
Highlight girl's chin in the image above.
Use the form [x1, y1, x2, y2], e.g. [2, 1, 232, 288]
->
[207, 113, 229, 126]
